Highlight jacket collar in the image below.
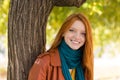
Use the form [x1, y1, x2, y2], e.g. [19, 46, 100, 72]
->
[50, 48, 61, 67]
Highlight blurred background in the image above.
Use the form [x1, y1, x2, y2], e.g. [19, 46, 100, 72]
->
[0, 0, 120, 80]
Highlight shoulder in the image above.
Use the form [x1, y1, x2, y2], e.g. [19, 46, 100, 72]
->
[33, 48, 59, 67]
[29, 52, 51, 75]
[28, 52, 51, 80]
[38, 51, 50, 59]
[34, 51, 50, 65]
[28, 49, 59, 79]
[34, 49, 56, 64]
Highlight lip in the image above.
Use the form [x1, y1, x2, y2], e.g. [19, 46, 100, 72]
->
[71, 40, 80, 44]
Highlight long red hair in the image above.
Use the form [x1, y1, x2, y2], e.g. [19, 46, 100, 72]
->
[49, 13, 93, 80]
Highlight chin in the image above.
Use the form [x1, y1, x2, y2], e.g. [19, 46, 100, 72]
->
[71, 47, 79, 50]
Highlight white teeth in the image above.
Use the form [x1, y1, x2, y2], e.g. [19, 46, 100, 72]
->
[71, 40, 79, 44]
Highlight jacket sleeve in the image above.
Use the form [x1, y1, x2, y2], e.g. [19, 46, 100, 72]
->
[28, 56, 48, 80]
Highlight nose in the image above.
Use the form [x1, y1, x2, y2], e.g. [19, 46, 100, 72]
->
[74, 33, 81, 40]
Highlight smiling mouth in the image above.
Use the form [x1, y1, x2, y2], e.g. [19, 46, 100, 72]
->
[71, 40, 80, 44]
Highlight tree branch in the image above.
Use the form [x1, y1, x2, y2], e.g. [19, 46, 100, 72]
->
[53, 0, 86, 7]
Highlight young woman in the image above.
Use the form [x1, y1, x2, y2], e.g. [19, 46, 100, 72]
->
[28, 13, 93, 80]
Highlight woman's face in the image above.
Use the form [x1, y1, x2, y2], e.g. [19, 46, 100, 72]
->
[63, 20, 86, 50]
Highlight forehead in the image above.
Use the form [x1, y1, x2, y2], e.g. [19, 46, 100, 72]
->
[70, 20, 85, 31]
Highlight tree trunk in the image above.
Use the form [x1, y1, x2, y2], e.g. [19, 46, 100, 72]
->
[8, 0, 53, 80]
[7, 0, 85, 80]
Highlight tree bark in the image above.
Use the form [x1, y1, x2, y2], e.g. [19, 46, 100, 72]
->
[54, 0, 86, 7]
[8, 0, 53, 80]
[7, 0, 86, 80]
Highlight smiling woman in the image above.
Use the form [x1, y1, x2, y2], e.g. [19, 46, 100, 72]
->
[28, 13, 93, 80]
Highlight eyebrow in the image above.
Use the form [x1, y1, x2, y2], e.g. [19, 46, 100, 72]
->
[69, 27, 76, 30]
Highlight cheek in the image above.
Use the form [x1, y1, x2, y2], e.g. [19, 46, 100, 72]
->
[82, 37, 85, 42]
[64, 36, 70, 42]
[65, 35, 74, 41]
[64, 33, 73, 39]
[64, 35, 73, 44]
[83, 37, 86, 41]
[83, 38, 86, 44]
[82, 36, 86, 41]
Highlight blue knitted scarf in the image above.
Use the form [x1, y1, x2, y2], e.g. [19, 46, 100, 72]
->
[58, 39, 85, 80]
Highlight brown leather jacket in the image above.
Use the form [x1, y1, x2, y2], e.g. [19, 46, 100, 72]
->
[28, 48, 65, 80]
[28, 48, 87, 80]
